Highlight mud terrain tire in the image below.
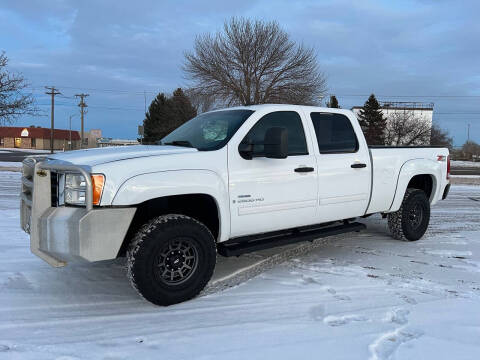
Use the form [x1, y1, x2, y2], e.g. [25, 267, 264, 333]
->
[127, 214, 216, 306]
[387, 188, 430, 241]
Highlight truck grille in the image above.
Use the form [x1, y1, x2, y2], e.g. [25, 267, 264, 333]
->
[51, 172, 58, 207]
[20, 156, 54, 233]
[20, 158, 36, 233]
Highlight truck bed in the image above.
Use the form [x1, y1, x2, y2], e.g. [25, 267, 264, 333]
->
[366, 147, 449, 214]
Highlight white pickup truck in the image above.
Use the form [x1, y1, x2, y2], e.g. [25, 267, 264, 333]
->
[20, 104, 451, 305]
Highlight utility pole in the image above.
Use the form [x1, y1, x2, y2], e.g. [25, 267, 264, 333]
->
[75, 93, 89, 148]
[45, 86, 61, 154]
[144, 90, 147, 114]
[467, 123, 470, 143]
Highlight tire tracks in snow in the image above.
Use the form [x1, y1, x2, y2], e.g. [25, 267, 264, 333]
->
[202, 235, 336, 295]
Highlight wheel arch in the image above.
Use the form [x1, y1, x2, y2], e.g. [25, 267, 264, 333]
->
[112, 169, 230, 257]
[389, 159, 442, 212]
[407, 174, 434, 199]
[118, 193, 221, 258]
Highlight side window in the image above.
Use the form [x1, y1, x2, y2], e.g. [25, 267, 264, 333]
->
[310, 113, 358, 154]
[243, 111, 308, 156]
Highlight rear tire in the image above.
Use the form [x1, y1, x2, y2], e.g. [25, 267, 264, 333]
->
[387, 188, 430, 241]
[127, 214, 216, 306]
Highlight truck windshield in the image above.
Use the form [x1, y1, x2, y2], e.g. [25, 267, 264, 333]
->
[159, 110, 254, 151]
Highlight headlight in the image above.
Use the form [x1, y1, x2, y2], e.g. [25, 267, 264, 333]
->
[64, 173, 105, 206]
[65, 173, 86, 205]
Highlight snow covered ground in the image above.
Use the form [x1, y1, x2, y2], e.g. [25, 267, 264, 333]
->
[450, 175, 480, 186]
[0, 162, 22, 168]
[1, 171, 479, 360]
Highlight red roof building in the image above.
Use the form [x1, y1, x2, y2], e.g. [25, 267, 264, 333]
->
[0, 126, 81, 150]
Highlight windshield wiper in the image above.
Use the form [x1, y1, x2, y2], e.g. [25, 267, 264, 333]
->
[163, 140, 195, 148]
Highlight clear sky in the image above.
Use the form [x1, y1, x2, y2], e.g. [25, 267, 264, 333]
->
[1, 0, 478, 145]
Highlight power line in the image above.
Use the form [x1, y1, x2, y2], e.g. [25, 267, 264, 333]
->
[58, 94, 76, 100]
[36, 103, 143, 111]
[33, 102, 480, 116]
[27, 85, 157, 95]
[434, 112, 480, 115]
[331, 94, 480, 99]
[29, 85, 480, 98]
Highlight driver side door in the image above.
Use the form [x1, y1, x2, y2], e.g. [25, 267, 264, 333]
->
[227, 110, 318, 238]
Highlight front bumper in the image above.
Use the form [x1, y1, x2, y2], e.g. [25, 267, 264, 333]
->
[20, 158, 136, 267]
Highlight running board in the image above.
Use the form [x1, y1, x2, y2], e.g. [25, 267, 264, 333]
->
[217, 222, 366, 257]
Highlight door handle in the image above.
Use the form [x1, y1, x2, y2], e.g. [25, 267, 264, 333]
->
[294, 167, 314, 173]
[351, 163, 367, 168]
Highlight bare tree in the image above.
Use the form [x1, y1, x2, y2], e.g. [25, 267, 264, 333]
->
[184, 88, 216, 114]
[384, 110, 431, 146]
[462, 141, 480, 160]
[184, 17, 327, 106]
[0, 51, 37, 125]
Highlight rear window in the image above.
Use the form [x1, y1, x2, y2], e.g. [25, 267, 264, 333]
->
[310, 113, 358, 154]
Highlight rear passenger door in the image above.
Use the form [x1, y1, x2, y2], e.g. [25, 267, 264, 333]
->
[308, 112, 371, 222]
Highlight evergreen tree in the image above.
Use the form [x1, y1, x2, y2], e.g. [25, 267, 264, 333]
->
[430, 124, 453, 149]
[326, 95, 340, 108]
[357, 94, 386, 145]
[143, 88, 197, 143]
[143, 93, 170, 143]
[171, 88, 197, 125]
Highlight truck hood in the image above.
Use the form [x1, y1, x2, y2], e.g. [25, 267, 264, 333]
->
[46, 145, 198, 166]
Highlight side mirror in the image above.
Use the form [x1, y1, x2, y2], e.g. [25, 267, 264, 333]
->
[264, 127, 288, 159]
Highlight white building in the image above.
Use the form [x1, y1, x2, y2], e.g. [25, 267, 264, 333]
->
[351, 101, 433, 145]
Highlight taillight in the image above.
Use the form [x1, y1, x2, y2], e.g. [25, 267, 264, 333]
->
[446, 155, 450, 180]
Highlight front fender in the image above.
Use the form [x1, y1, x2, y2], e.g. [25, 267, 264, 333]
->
[112, 169, 230, 241]
[388, 158, 442, 212]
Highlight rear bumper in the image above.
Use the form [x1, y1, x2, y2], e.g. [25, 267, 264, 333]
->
[442, 183, 451, 200]
[20, 158, 136, 267]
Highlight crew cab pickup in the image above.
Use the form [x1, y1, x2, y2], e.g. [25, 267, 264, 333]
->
[20, 104, 451, 305]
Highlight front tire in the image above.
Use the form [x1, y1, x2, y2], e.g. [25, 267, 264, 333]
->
[387, 188, 430, 241]
[127, 214, 216, 306]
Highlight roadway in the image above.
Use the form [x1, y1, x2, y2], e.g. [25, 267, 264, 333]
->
[0, 149, 50, 162]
